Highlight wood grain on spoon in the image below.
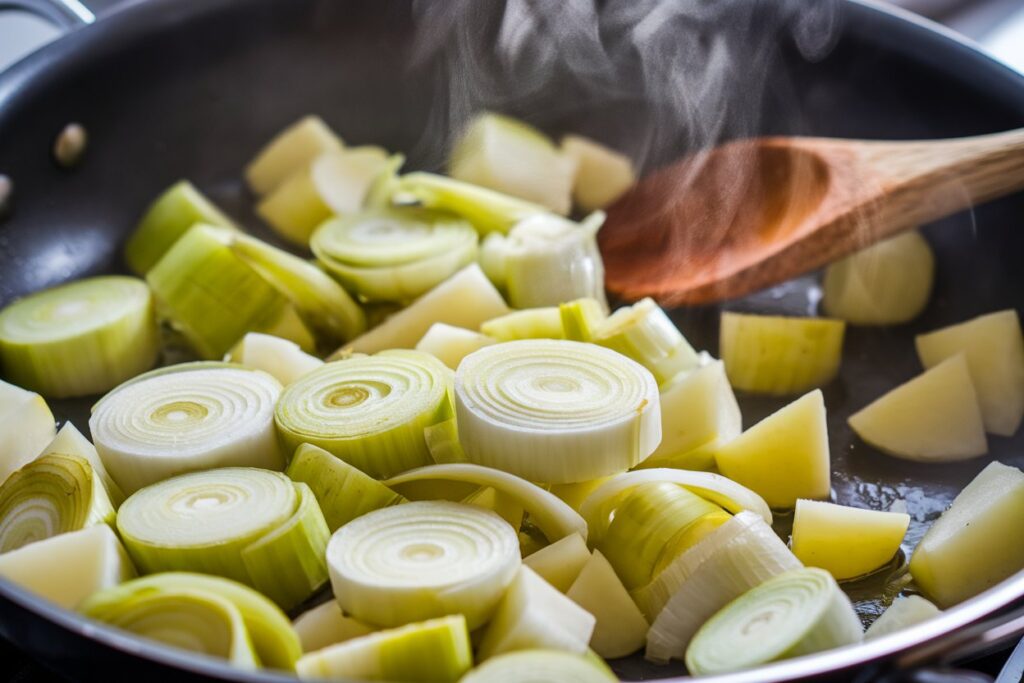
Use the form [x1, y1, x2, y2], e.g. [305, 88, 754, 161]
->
[599, 128, 1024, 305]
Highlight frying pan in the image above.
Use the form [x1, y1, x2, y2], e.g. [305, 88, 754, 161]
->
[0, 0, 1023, 681]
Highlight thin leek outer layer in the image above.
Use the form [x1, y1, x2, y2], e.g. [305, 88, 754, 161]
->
[0, 453, 115, 554]
[592, 297, 700, 385]
[80, 572, 302, 670]
[461, 650, 618, 683]
[116, 468, 329, 610]
[454, 339, 661, 484]
[0, 276, 159, 398]
[275, 350, 451, 479]
[684, 567, 863, 675]
[384, 463, 588, 542]
[637, 511, 802, 664]
[312, 208, 479, 302]
[326, 501, 520, 629]
[90, 364, 283, 494]
[480, 308, 565, 341]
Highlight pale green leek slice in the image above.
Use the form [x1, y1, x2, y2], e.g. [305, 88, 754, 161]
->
[327, 501, 520, 629]
[415, 323, 496, 369]
[685, 568, 862, 675]
[296, 614, 472, 682]
[39, 422, 125, 506]
[477, 566, 596, 660]
[228, 232, 366, 344]
[424, 417, 467, 465]
[0, 525, 134, 609]
[0, 276, 159, 398]
[865, 596, 941, 640]
[228, 333, 323, 386]
[567, 550, 649, 659]
[117, 468, 329, 609]
[561, 134, 636, 212]
[90, 365, 283, 494]
[146, 224, 289, 360]
[286, 443, 404, 532]
[276, 351, 451, 479]
[461, 650, 617, 683]
[592, 298, 699, 385]
[125, 180, 235, 275]
[0, 379, 55, 486]
[384, 463, 588, 542]
[559, 297, 607, 342]
[293, 600, 374, 653]
[0, 453, 115, 553]
[312, 208, 479, 302]
[480, 308, 565, 341]
[522, 533, 591, 592]
[454, 339, 660, 483]
[245, 115, 344, 196]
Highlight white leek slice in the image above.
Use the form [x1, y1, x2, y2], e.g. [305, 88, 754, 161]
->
[286, 443, 404, 532]
[480, 308, 565, 341]
[275, 351, 450, 479]
[461, 650, 617, 683]
[915, 309, 1024, 436]
[90, 365, 284, 494]
[561, 134, 636, 212]
[245, 115, 344, 195]
[415, 323, 496, 369]
[477, 566, 596, 660]
[228, 333, 323, 386]
[714, 390, 832, 509]
[0, 525, 134, 609]
[326, 501, 520, 629]
[0, 453, 115, 553]
[296, 614, 472, 682]
[909, 461, 1024, 607]
[228, 232, 366, 344]
[342, 264, 510, 354]
[454, 339, 660, 484]
[792, 499, 909, 581]
[848, 355, 987, 462]
[39, 422, 125, 507]
[479, 213, 607, 310]
[567, 550, 648, 659]
[0, 276, 159, 398]
[685, 567, 862, 675]
[559, 297, 607, 342]
[293, 600, 374, 653]
[523, 533, 591, 592]
[865, 596, 941, 640]
[592, 298, 699, 384]
[117, 468, 329, 609]
[450, 113, 575, 215]
[0, 379, 55, 486]
[312, 208, 479, 302]
[639, 512, 802, 663]
[385, 463, 588, 542]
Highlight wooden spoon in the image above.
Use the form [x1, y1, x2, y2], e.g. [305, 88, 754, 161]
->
[598, 128, 1024, 305]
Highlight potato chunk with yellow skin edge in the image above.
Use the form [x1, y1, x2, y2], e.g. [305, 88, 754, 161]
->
[792, 500, 909, 581]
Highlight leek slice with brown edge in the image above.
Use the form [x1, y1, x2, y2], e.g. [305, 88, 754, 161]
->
[461, 650, 617, 683]
[293, 600, 374, 653]
[0, 379, 55, 485]
[245, 115, 344, 196]
[0, 276, 159, 398]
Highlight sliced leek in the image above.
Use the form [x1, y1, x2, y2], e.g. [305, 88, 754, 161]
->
[423, 418, 468, 465]
[312, 208, 478, 302]
[0, 525, 134, 609]
[326, 501, 520, 628]
[559, 297, 607, 342]
[39, 422, 125, 506]
[592, 298, 699, 384]
[245, 115, 344, 196]
[567, 550, 648, 659]
[454, 339, 660, 483]
[0, 379, 55, 485]
[461, 650, 617, 683]
[685, 568, 863, 675]
[296, 614, 472, 682]
[0, 276, 158, 398]
[293, 600, 374, 653]
[286, 443, 404, 532]
[90, 364, 283, 493]
[522, 533, 591, 592]
[480, 308, 565, 341]
[384, 463, 588, 542]
[275, 351, 450, 479]
[0, 453, 115, 553]
[228, 333, 323, 386]
[561, 134, 636, 212]
[116, 468, 329, 609]
[415, 323, 496, 369]
[865, 596, 941, 640]
[125, 180, 235, 275]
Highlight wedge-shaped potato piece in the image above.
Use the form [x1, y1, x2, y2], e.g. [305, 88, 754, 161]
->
[0, 379, 55, 485]
[865, 596, 940, 640]
[567, 550, 648, 659]
[228, 332, 323, 386]
[415, 323, 496, 369]
[714, 390, 830, 509]
[915, 309, 1024, 437]
[522, 533, 591, 593]
[909, 461, 1024, 607]
[293, 600, 374, 653]
[562, 135, 636, 212]
[245, 115, 344, 196]
[792, 500, 909, 581]
[849, 355, 987, 461]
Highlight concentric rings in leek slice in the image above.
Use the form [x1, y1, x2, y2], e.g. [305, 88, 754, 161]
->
[592, 297, 700, 385]
[275, 350, 451, 479]
[461, 650, 617, 683]
[0, 276, 159, 398]
[454, 339, 660, 484]
[90, 364, 283, 494]
[326, 500, 520, 629]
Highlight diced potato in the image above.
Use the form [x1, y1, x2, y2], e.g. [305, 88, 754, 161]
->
[523, 533, 591, 593]
[714, 390, 831, 509]
[915, 309, 1024, 437]
[228, 332, 323, 385]
[547, 478, 611, 513]
[293, 600, 374, 653]
[415, 323, 496, 370]
[0, 379, 55, 485]
[791, 500, 909, 581]
[566, 550, 648, 659]
[719, 313, 845, 395]
[561, 135, 636, 212]
[245, 115, 344, 195]
[848, 354, 987, 461]
[865, 596, 940, 640]
[909, 461, 1024, 607]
